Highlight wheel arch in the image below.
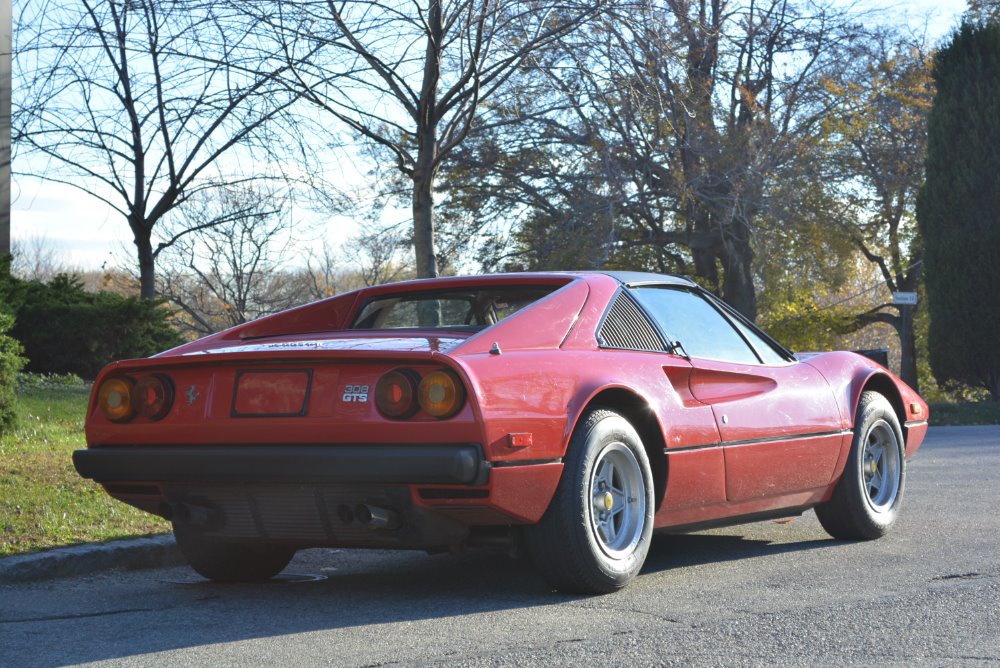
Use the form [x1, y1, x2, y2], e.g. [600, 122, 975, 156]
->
[575, 387, 668, 511]
[856, 373, 908, 442]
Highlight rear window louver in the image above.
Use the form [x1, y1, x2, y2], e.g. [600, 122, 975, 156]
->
[598, 292, 667, 352]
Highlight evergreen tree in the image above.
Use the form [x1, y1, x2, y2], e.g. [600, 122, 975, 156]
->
[917, 23, 1000, 400]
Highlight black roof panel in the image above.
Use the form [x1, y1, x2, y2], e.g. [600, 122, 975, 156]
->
[598, 271, 697, 287]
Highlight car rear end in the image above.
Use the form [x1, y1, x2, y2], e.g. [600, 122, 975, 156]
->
[73, 275, 583, 553]
[76, 342, 501, 550]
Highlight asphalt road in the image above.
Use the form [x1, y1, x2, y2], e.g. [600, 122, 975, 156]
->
[2, 426, 999, 667]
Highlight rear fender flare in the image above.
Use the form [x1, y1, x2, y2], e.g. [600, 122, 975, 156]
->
[563, 384, 669, 511]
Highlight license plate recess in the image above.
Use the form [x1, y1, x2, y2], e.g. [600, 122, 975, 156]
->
[232, 369, 313, 417]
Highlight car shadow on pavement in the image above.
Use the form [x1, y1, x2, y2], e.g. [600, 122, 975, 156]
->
[641, 531, 834, 575]
[2, 526, 839, 665]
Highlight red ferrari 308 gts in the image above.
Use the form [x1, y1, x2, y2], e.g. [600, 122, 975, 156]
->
[74, 272, 928, 593]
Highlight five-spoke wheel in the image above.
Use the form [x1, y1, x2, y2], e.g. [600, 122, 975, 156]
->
[590, 442, 646, 559]
[861, 420, 902, 513]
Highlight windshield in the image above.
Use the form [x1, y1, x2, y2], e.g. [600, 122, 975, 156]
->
[350, 286, 557, 330]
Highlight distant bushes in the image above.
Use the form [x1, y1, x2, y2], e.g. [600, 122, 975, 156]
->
[16, 371, 88, 392]
[0, 262, 182, 380]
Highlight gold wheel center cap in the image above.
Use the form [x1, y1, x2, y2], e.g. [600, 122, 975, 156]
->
[604, 492, 614, 511]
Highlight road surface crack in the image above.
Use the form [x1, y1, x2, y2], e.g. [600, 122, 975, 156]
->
[0, 607, 158, 624]
[931, 571, 984, 581]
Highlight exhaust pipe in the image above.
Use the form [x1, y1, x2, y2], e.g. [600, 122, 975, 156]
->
[354, 503, 400, 530]
[163, 501, 218, 527]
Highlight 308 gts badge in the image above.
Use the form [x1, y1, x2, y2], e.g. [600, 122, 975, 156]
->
[342, 384, 369, 403]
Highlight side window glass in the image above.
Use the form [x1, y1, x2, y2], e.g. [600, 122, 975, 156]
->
[631, 287, 760, 364]
[729, 317, 788, 364]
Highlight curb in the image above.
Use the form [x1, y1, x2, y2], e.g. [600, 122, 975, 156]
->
[0, 535, 185, 584]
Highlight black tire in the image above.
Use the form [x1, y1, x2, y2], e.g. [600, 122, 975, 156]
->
[173, 524, 295, 582]
[816, 391, 906, 540]
[525, 408, 654, 594]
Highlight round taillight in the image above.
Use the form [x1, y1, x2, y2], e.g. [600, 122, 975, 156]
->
[135, 375, 174, 420]
[97, 377, 135, 422]
[417, 369, 465, 419]
[375, 369, 420, 419]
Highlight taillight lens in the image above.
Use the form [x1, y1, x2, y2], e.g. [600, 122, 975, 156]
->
[97, 377, 135, 422]
[418, 369, 465, 419]
[375, 369, 421, 419]
[135, 375, 174, 420]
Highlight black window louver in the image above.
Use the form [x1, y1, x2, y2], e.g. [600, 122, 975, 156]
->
[598, 292, 667, 352]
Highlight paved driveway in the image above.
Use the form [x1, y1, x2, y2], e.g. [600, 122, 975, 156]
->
[2, 426, 998, 666]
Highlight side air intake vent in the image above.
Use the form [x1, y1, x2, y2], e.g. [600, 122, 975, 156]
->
[598, 292, 667, 352]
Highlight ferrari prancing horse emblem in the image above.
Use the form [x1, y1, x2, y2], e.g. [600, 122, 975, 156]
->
[186, 385, 200, 406]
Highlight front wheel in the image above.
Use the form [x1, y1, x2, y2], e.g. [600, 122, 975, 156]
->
[525, 408, 654, 594]
[173, 524, 295, 582]
[816, 391, 906, 540]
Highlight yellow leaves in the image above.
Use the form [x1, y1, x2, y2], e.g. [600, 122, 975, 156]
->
[758, 283, 859, 353]
[819, 76, 846, 96]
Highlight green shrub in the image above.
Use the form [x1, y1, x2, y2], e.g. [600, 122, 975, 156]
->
[0, 268, 182, 380]
[0, 311, 27, 433]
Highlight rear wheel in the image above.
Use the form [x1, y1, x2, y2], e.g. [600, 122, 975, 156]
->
[173, 524, 295, 582]
[816, 391, 905, 540]
[525, 408, 654, 594]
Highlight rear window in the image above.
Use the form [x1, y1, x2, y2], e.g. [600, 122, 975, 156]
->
[350, 286, 558, 330]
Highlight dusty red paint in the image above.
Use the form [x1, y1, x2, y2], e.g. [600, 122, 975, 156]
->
[80, 272, 928, 545]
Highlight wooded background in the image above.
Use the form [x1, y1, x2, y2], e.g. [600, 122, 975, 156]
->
[8, 0, 1000, 400]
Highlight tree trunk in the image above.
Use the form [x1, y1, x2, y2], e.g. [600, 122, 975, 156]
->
[412, 172, 437, 280]
[135, 231, 157, 300]
[720, 237, 757, 321]
[688, 211, 720, 293]
[0, 0, 10, 265]
[410, 0, 442, 282]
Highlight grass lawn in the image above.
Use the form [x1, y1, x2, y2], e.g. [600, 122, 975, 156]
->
[928, 400, 1000, 426]
[0, 383, 168, 556]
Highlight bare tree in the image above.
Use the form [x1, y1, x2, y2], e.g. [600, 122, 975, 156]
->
[605, 0, 862, 318]
[157, 185, 304, 336]
[13, 0, 313, 298]
[10, 234, 71, 281]
[253, 0, 608, 280]
[437, 0, 867, 319]
[352, 226, 412, 287]
[300, 227, 413, 301]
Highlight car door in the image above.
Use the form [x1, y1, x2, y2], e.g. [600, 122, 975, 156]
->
[629, 286, 846, 503]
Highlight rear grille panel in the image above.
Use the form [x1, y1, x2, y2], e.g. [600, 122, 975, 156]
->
[163, 483, 470, 548]
[598, 292, 667, 352]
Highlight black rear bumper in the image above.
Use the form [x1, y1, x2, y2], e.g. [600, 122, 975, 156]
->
[73, 444, 488, 486]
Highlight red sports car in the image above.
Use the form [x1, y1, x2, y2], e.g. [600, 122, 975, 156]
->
[74, 272, 928, 593]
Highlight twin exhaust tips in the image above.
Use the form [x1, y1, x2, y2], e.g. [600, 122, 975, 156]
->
[338, 503, 401, 530]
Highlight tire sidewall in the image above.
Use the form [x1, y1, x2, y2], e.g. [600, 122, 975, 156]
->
[848, 393, 906, 534]
[568, 411, 655, 586]
[173, 524, 294, 582]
